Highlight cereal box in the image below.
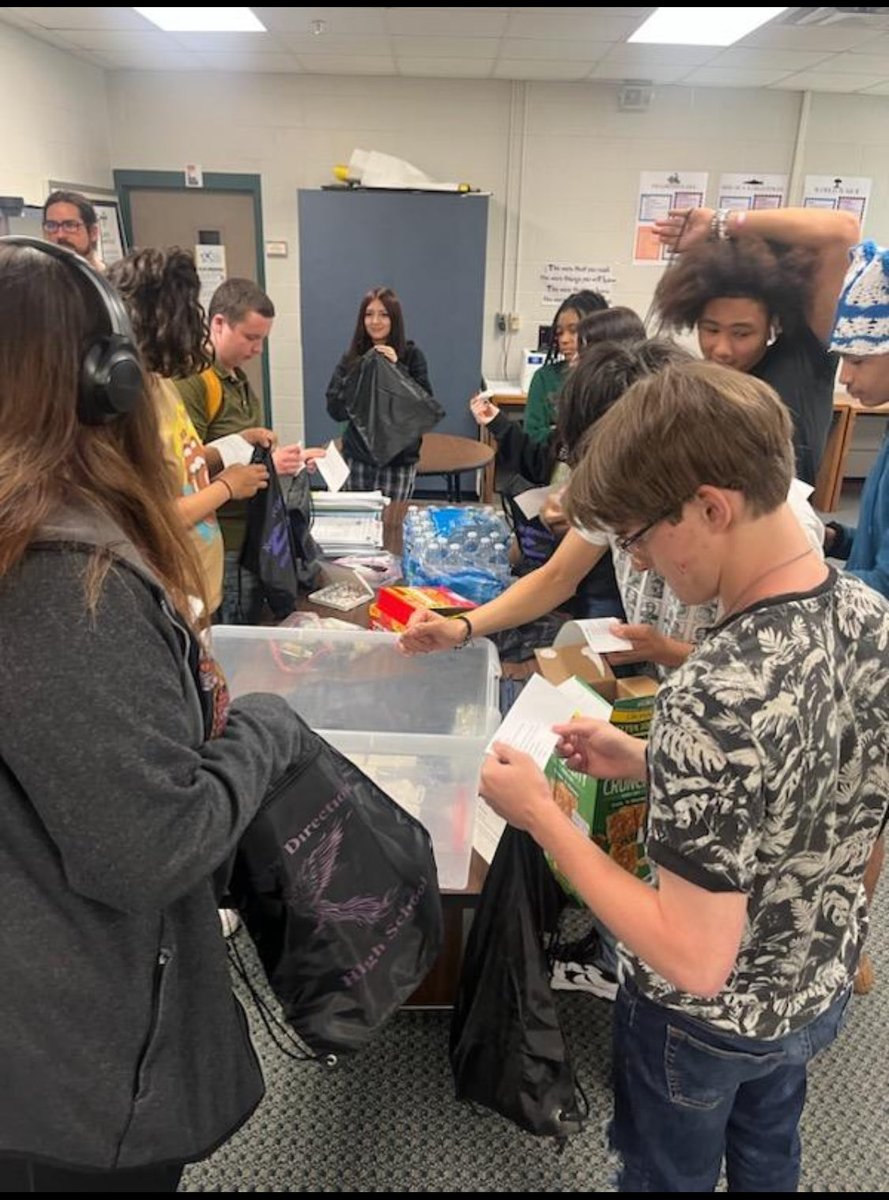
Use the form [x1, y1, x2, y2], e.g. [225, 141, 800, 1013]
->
[544, 676, 657, 895]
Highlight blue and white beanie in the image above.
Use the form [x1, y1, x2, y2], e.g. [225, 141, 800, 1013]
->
[830, 239, 889, 355]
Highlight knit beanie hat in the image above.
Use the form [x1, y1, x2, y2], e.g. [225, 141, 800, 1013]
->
[830, 239, 889, 356]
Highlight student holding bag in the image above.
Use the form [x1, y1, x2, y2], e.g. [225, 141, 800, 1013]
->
[0, 237, 305, 1191]
[325, 286, 434, 500]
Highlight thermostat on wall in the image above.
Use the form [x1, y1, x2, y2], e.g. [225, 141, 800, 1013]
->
[265, 240, 288, 257]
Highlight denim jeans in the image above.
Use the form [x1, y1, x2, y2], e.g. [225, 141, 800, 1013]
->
[610, 981, 850, 1192]
[214, 549, 265, 625]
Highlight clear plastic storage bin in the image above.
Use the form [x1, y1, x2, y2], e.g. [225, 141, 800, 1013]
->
[212, 626, 501, 889]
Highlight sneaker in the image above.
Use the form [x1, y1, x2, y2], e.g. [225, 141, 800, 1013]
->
[219, 908, 241, 939]
[549, 928, 619, 1001]
[551, 957, 619, 1000]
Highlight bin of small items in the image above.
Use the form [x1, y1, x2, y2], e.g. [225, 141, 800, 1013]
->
[213, 625, 501, 889]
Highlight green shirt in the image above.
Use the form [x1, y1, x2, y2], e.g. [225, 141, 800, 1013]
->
[174, 365, 263, 554]
[523, 361, 566, 445]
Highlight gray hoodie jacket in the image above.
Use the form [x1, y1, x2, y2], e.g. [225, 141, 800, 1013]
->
[0, 506, 303, 1170]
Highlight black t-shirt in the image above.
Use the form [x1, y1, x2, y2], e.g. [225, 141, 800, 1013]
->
[750, 325, 837, 486]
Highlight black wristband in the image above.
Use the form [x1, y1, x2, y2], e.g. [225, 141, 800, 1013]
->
[451, 613, 473, 648]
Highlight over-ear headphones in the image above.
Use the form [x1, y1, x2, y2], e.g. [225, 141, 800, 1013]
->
[0, 235, 144, 425]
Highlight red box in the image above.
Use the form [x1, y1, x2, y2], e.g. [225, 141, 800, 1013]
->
[369, 585, 476, 633]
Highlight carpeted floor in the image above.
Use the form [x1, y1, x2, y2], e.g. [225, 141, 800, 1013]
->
[181, 879, 889, 1193]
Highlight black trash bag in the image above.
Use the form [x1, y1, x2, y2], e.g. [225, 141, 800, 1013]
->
[228, 713, 444, 1057]
[450, 825, 587, 1139]
[345, 349, 445, 466]
[240, 446, 320, 618]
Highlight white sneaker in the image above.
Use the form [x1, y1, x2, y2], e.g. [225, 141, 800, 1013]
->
[550, 958, 618, 1001]
[219, 908, 241, 938]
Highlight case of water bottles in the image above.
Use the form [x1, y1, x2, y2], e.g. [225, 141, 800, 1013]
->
[401, 504, 513, 604]
[212, 625, 501, 890]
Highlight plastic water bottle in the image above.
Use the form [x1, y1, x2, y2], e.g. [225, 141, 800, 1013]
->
[491, 539, 511, 584]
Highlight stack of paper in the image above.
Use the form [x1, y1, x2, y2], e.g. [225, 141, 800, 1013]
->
[310, 490, 389, 556]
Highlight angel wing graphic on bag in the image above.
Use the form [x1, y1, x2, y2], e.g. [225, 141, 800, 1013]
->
[284, 821, 397, 933]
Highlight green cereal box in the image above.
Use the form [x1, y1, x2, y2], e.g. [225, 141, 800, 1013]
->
[544, 678, 657, 898]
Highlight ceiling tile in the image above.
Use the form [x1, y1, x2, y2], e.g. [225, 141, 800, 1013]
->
[391, 36, 501, 59]
[166, 32, 280, 54]
[594, 44, 721, 70]
[397, 56, 494, 78]
[498, 38, 612, 63]
[771, 70, 888, 92]
[588, 60, 692, 84]
[386, 8, 509, 37]
[4, 6, 154, 30]
[252, 7, 389, 36]
[50, 29, 177, 53]
[711, 47, 832, 72]
[823, 52, 889, 75]
[845, 32, 889, 55]
[283, 34, 393, 57]
[297, 55, 397, 76]
[493, 58, 595, 81]
[505, 11, 644, 40]
[682, 66, 795, 88]
[739, 23, 878, 52]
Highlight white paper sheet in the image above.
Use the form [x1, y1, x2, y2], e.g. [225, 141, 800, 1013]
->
[472, 801, 506, 865]
[554, 617, 632, 655]
[314, 439, 351, 493]
[209, 433, 254, 469]
[513, 486, 552, 520]
[484, 673, 579, 768]
[473, 674, 612, 863]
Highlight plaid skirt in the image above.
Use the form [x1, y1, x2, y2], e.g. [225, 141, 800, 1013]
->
[346, 458, 418, 501]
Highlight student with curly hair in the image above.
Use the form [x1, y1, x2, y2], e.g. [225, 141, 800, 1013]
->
[651, 206, 859, 484]
[107, 249, 270, 616]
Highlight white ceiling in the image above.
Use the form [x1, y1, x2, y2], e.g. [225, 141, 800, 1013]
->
[6, 7, 889, 93]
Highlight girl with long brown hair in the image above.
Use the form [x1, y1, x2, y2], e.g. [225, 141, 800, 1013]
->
[0, 239, 301, 1192]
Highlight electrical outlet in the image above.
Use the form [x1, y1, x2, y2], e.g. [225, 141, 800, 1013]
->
[495, 312, 507, 333]
[508, 313, 521, 333]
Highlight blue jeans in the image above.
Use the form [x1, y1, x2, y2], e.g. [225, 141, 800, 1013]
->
[610, 981, 850, 1192]
[214, 549, 265, 625]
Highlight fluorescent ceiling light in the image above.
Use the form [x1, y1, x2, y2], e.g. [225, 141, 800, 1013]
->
[134, 8, 266, 33]
[629, 7, 788, 47]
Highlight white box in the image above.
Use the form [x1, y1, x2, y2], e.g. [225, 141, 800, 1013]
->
[213, 626, 501, 889]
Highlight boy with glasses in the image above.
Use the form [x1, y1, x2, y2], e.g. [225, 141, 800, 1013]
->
[41, 190, 103, 272]
[479, 361, 889, 1192]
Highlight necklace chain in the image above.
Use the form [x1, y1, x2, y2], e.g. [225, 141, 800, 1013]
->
[723, 547, 814, 618]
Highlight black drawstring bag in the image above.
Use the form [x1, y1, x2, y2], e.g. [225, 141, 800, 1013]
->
[240, 447, 320, 618]
[227, 712, 444, 1057]
[284, 467, 322, 589]
[345, 349, 445, 466]
[449, 825, 587, 1139]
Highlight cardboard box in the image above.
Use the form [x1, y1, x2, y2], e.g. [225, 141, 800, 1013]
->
[544, 675, 656, 894]
[534, 644, 617, 702]
[369, 584, 475, 634]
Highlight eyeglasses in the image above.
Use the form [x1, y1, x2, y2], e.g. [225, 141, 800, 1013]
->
[616, 504, 682, 554]
[43, 219, 86, 234]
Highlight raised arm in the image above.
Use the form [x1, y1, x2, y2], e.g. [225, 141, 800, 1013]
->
[655, 206, 860, 344]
